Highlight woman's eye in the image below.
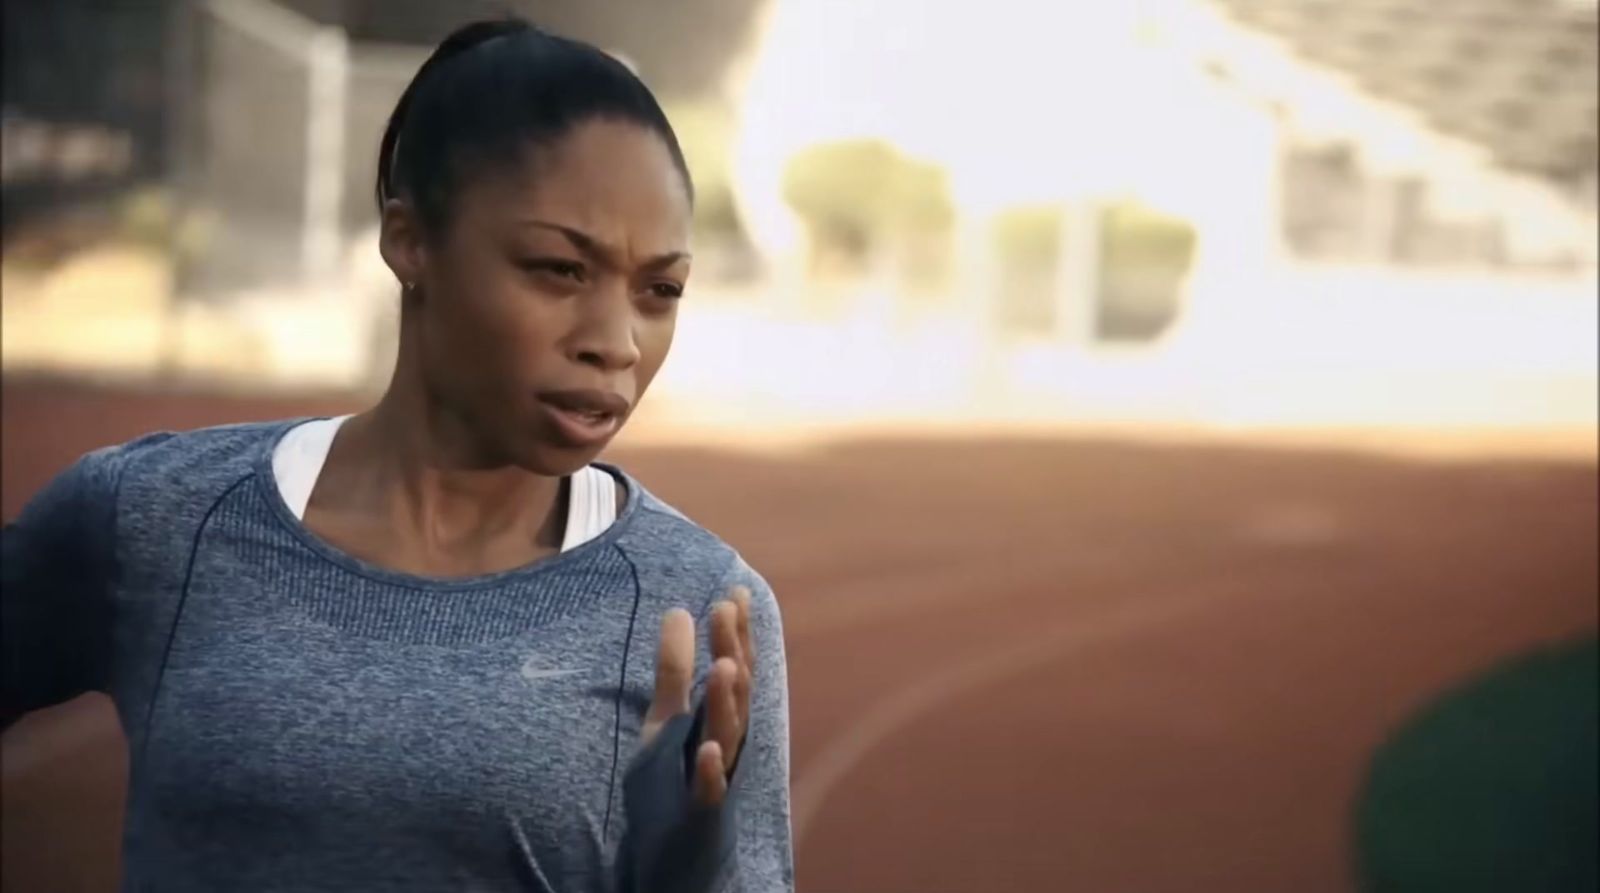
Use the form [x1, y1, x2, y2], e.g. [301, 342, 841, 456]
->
[648, 282, 684, 300]
[522, 259, 585, 282]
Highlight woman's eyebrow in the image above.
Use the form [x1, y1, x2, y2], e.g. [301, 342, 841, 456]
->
[517, 219, 689, 270]
[640, 250, 692, 271]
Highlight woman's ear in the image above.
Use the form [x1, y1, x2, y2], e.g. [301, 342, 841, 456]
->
[378, 198, 426, 292]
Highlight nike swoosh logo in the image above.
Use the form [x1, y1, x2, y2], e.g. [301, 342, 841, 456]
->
[519, 659, 584, 682]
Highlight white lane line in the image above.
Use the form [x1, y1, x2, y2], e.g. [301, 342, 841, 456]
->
[783, 550, 1126, 639]
[790, 578, 1274, 848]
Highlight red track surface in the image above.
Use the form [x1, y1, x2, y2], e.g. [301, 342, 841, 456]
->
[3, 377, 1596, 892]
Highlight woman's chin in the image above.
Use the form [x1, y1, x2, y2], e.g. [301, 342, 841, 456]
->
[513, 440, 610, 478]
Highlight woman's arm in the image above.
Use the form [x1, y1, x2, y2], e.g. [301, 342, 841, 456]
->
[616, 566, 794, 893]
[2, 449, 122, 730]
[724, 570, 795, 892]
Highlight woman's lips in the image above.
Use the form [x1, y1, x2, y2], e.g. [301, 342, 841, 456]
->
[536, 389, 630, 447]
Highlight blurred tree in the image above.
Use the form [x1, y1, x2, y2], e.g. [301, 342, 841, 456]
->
[660, 101, 740, 240]
[994, 206, 1065, 272]
[988, 200, 1196, 341]
[781, 139, 954, 280]
[993, 205, 1065, 333]
[1098, 202, 1196, 341]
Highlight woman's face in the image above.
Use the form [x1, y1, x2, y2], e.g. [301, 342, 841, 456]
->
[384, 118, 692, 475]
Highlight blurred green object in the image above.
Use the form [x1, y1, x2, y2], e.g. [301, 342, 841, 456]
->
[782, 139, 955, 274]
[991, 205, 1066, 332]
[987, 201, 1197, 339]
[1097, 202, 1196, 341]
[1356, 636, 1600, 893]
[115, 187, 175, 251]
[660, 101, 742, 240]
[993, 205, 1065, 271]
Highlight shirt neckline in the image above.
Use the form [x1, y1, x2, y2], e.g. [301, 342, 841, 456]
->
[251, 417, 640, 592]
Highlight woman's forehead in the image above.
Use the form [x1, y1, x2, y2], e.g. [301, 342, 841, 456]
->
[458, 121, 691, 244]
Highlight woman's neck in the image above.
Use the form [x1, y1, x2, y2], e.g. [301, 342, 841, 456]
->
[312, 376, 567, 569]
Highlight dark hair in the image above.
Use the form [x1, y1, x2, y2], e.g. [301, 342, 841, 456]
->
[375, 18, 692, 233]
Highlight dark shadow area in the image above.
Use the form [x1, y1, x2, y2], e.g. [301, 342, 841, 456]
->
[1356, 635, 1598, 893]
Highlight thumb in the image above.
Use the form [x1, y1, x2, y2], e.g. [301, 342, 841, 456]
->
[642, 608, 695, 744]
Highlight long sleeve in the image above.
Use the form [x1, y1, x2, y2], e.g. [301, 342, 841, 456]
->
[615, 563, 795, 893]
[720, 564, 795, 892]
[2, 448, 124, 728]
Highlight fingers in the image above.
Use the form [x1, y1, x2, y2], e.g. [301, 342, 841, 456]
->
[703, 656, 742, 774]
[734, 590, 755, 761]
[710, 588, 756, 668]
[693, 740, 727, 807]
[710, 599, 742, 669]
[642, 608, 695, 744]
[712, 592, 754, 705]
[708, 590, 757, 773]
[643, 589, 759, 771]
[732, 588, 752, 672]
[733, 586, 756, 673]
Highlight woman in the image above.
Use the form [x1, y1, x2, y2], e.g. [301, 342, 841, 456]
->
[1, 19, 793, 893]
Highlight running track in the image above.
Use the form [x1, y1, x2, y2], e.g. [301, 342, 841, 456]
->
[3, 377, 1595, 892]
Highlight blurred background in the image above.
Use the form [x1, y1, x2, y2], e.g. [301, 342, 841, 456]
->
[2, 0, 1595, 891]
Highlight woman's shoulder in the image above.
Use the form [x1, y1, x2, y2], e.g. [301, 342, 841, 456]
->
[616, 475, 730, 555]
[101, 417, 301, 488]
[39, 418, 289, 496]
[47, 417, 306, 531]
[606, 468, 778, 606]
[10, 418, 305, 569]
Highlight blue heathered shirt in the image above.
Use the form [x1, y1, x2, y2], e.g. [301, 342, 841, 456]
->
[1, 419, 794, 892]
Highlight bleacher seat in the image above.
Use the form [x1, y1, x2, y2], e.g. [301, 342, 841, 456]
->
[1209, 0, 1598, 187]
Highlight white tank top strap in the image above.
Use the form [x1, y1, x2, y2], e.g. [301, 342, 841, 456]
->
[271, 415, 617, 553]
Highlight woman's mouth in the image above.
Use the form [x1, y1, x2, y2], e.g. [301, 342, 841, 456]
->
[536, 389, 630, 447]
